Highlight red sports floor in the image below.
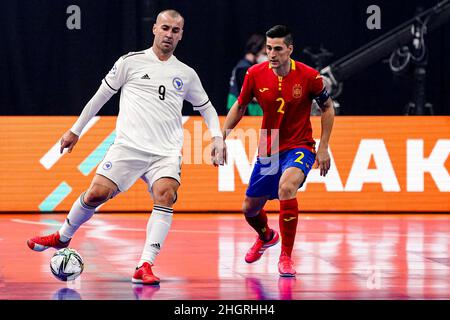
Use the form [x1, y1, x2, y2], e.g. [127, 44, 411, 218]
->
[0, 213, 449, 300]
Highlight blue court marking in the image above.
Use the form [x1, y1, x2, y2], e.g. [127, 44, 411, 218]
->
[78, 130, 116, 176]
[39, 182, 72, 212]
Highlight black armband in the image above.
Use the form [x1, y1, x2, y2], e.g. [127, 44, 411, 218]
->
[314, 88, 330, 107]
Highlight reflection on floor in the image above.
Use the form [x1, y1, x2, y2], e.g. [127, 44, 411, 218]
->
[1, 213, 449, 299]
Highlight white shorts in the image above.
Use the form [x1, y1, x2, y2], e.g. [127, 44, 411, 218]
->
[96, 143, 182, 193]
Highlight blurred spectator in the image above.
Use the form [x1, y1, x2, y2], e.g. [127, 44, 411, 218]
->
[227, 34, 267, 115]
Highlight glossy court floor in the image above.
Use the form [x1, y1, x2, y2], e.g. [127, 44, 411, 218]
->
[0, 213, 449, 300]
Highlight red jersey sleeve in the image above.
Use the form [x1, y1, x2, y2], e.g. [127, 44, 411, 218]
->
[310, 71, 325, 97]
[237, 70, 254, 106]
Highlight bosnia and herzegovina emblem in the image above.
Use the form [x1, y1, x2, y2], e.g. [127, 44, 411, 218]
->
[172, 77, 184, 91]
[292, 84, 302, 99]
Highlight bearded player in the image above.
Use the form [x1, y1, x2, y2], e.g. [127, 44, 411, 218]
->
[222, 25, 334, 277]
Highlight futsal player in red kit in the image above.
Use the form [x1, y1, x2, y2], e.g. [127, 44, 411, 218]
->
[222, 25, 335, 276]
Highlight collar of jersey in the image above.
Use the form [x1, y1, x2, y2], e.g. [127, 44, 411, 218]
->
[268, 59, 296, 71]
[147, 47, 175, 63]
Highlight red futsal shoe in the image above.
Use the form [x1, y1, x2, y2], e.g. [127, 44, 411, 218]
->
[245, 230, 280, 263]
[132, 262, 160, 285]
[27, 231, 70, 252]
[278, 254, 296, 277]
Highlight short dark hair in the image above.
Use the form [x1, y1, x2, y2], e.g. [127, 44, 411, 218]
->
[157, 9, 185, 26]
[245, 34, 265, 55]
[265, 25, 293, 46]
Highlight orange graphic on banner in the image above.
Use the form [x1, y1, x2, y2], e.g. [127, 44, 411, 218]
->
[0, 116, 449, 212]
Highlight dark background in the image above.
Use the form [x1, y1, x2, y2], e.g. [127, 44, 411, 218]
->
[0, 0, 449, 116]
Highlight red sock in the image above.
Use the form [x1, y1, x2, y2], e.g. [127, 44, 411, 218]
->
[245, 209, 272, 241]
[279, 198, 299, 257]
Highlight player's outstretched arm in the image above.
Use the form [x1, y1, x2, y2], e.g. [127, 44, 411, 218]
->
[222, 100, 247, 140]
[60, 83, 115, 154]
[198, 103, 226, 166]
[60, 130, 79, 154]
[316, 98, 335, 177]
[211, 136, 226, 166]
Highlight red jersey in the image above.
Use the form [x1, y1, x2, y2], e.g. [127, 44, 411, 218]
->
[238, 59, 324, 155]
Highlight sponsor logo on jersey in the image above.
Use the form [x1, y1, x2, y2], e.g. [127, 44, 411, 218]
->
[283, 217, 297, 222]
[259, 88, 269, 93]
[102, 161, 112, 170]
[315, 74, 322, 80]
[292, 84, 302, 99]
[141, 74, 150, 80]
[172, 77, 183, 91]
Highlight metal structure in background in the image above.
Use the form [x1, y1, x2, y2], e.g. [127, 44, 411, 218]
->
[320, 0, 450, 115]
[304, 47, 341, 115]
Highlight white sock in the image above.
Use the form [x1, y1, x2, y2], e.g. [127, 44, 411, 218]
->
[138, 205, 173, 267]
[58, 193, 97, 242]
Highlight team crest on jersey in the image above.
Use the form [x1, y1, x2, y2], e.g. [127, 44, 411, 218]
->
[292, 84, 302, 99]
[102, 161, 112, 170]
[109, 65, 117, 76]
[172, 77, 184, 91]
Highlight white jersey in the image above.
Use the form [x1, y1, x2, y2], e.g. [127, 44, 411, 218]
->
[103, 47, 210, 156]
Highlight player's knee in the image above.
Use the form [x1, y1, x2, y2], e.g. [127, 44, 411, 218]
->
[278, 183, 297, 200]
[242, 202, 251, 215]
[84, 187, 111, 206]
[153, 187, 176, 206]
[242, 200, 259, 216]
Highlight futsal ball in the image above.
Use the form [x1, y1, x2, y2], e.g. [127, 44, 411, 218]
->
[50, 248, 84, 281]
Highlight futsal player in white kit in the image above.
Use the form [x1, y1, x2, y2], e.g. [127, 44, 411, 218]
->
[27, 9, 226, 285]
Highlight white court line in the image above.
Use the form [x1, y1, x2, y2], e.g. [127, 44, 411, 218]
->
[10, 218, 252, 235]
[40, 117, 100, 170]
[11, 218, 449, 238]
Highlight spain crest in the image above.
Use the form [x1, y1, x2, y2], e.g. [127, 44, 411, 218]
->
[292, 84, 302, 99]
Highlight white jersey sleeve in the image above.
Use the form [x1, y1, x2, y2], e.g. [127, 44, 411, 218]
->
[70, 83, 114, 136]
[102, 56, 128, 93]
[198, 102, 222, 138]
[70, 56, 128, 136]
[185, 69, 210, 111]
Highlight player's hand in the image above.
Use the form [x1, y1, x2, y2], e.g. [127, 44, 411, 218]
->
[60, 130, 79, 154]
[211, 136, 226, 166]
[316, 145, 331, 177]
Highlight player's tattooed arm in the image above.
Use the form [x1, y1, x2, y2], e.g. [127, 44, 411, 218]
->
[222, 101, 247, 140]
[316, 97, 335, 177]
